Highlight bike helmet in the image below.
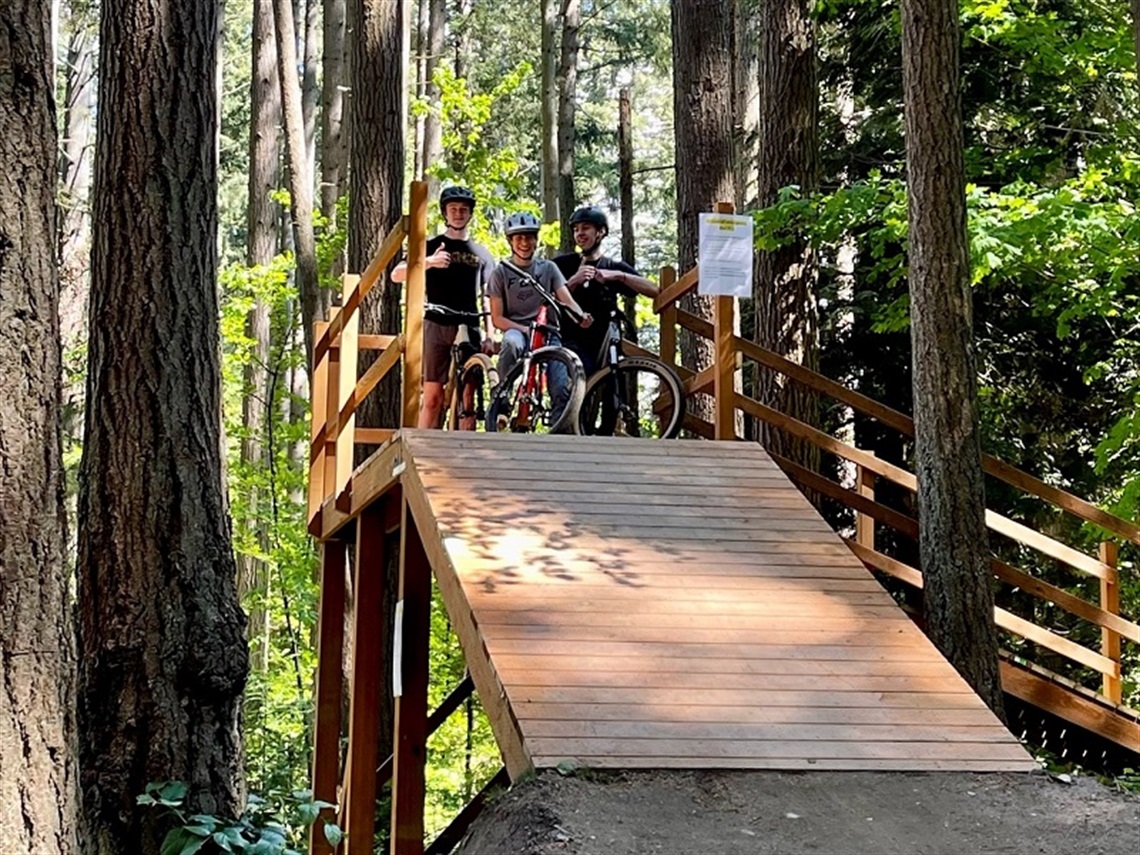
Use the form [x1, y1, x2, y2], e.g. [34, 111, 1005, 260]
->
[504, 211, 542, 236]
[569, 206, 608, 232]
[439, 185, 477, 212]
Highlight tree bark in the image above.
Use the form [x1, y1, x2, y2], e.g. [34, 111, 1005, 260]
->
[452, 0, 471, 79]
[274, 0, 323, 366]
[541, 0, 560, 232]
[421, 0, 446, 192]
[346, 0, 406, 768]
[619, 87, 638, 339]
[413, 0, 428, 178]
[901, 0, 1004, 716]
[671, 0, 735, 408]
[732, 0, 759, 210]
[80, 1, 248, 851]
[244, 0, 282, 676]
[754, 0, 820, 471]
[302, 0, 321, 164]
[556, 0, 580, 254]
[320, 0, 348, 222]
[0, 4, 83, 850]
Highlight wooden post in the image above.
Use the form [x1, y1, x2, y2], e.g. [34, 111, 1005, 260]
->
[342, 500, 389, 854]
[390, 500, 432, 855]
[323, 339, 341, 515]
[1100, 540, 1121, 704]
[309, 540, 347, 855]
[855, 460, 876, 551]
[308, 321, 331, 531]
[712, 201, 736, 440]
[403, 180, 429, 428]
[336, 277, 361, 507]
[659, 266, 677, 369]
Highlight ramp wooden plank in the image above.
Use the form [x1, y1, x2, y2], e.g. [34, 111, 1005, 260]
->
[401, 430, 1034, 774]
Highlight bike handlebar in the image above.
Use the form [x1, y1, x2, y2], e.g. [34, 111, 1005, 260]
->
[423, 303, 488, 325]
[499, 260, 588, 326]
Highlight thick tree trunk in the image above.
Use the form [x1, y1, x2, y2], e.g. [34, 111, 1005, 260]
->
[413, 0, 428, 178]
[244, 0, 282, 676]
[618, 87, 638, 339]
[732, 0, 759, 210]
[346, 0, 406, 766]
[80, 1, 248, 851]
[901, 0, 1003, 716]
[671, 0, 735, 411]
[556, 0, 580, 253]
[0, 4, 83, 850]
[452, 0, 471, 79]
[754, 0, 820, 471]
[274, 0, 323, 366]
[541, 0, 560, 231]
[320, 0, 348, 222]
[421, 0, 446, 191]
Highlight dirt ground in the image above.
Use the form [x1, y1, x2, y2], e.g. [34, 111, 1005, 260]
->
[457, 769, 1139, 855]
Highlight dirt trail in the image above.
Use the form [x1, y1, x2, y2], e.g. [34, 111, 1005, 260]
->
[457, 769, 1139, 855]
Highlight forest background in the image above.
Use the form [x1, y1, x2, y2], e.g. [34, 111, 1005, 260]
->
[38, 0, 1140, 846]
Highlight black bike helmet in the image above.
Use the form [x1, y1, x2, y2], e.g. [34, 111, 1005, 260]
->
[440, 185, 477, 212]
[504, 211, 542, 236]
[569, 206, 609, 232]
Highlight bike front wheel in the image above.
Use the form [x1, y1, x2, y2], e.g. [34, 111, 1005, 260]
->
[578, 356, 685, 439]
[486, 348, 585, 435]
[448, 353, 497, 431]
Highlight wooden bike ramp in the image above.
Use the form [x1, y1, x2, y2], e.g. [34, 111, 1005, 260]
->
[399, 430, 1036, 777]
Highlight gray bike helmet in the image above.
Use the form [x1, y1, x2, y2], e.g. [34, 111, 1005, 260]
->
[569, 206, 608, 233]
[504, 211, 542, 236]
[440, 185, 477, 212]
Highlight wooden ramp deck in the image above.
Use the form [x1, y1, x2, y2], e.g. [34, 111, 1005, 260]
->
[400, 430, 1036, 776]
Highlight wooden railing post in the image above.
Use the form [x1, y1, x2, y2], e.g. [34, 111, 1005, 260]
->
[855, 460, 876, 550]
[403, 180, 429, 428]
[712, 201, 736, 440]
[308, 320, 331, 532]
[335, 276, 360, 507]
[659, 265, 677, 369]
[309, 540, 347, 855]
[342, 500, 389, 853]
[1100, 540, 1122, 704]
[390, 500, 432, 855]
[323, 337, 341, 514]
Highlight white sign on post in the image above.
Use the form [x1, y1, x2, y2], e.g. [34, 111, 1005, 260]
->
[698, 213, 753, 297]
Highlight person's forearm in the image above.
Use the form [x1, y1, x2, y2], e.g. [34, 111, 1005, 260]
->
[391, 262, 408, 283]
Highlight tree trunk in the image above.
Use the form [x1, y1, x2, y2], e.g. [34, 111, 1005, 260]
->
[754, 0, 820, 472]
[303, 0, 321, 164]
[901, 0, 1004, 716]
[413, 0, 428, 178]
[274, 0, 323, 367]
[541, 0, 560, 233]
[618, 87, 637, 340]
[0, 4, 83, 850]
[346, 0, 406, 767]
[79, 1, 248, 851]
[452, 0, 471, 79]
[556, 0, 580, 254]
[320, 0, 348, 223]
[244, 0, 282, 677]
[732, 0, 759, 210]
[671, 0, 735, 411]
[421, 0, 446, 192]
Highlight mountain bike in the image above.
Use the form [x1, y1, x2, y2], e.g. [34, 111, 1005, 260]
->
[485, 266, 586, 435]
[423, 303, 498, 431]
[576, 302, 685, 439]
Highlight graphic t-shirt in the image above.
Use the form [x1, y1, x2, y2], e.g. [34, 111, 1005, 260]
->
[552, 253, 638, 349]
[487, 259, 567, 331]
[424, 235, 495, 323]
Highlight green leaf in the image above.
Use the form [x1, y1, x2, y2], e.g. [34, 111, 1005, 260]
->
[323, 824, 344, 847]
[160, 828, 205, 855]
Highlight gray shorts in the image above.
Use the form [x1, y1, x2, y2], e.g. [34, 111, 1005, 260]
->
[423, 319, 458, 383]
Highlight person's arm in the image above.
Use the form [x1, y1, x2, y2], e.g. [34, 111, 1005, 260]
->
[392, 244, 451, 283]
[489, 294, 528, 335]
[596, 266, 658, 299]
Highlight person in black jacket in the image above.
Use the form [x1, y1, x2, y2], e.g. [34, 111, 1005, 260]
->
[553, 206, 659, 375]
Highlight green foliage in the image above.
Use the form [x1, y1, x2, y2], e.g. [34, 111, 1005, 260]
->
[139, 782, 341, 855]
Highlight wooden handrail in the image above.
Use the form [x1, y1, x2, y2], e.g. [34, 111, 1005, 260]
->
[733, 335, 1140, 545]
[313, 216, 408, 365]
[336, 335, 405, 429]
[653, 263, 699, 312]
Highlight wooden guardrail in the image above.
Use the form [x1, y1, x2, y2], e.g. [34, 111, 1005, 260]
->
[306, 181, 429, 535]
[653, 243, 1138, 723]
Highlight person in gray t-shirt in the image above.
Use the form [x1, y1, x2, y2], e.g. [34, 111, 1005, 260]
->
[487, 211, 592, 410]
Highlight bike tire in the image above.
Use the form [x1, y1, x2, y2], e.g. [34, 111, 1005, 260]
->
[578, 356, 685, 439]
[486, 348, 585, 435]
[446, 353, 497, 431]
